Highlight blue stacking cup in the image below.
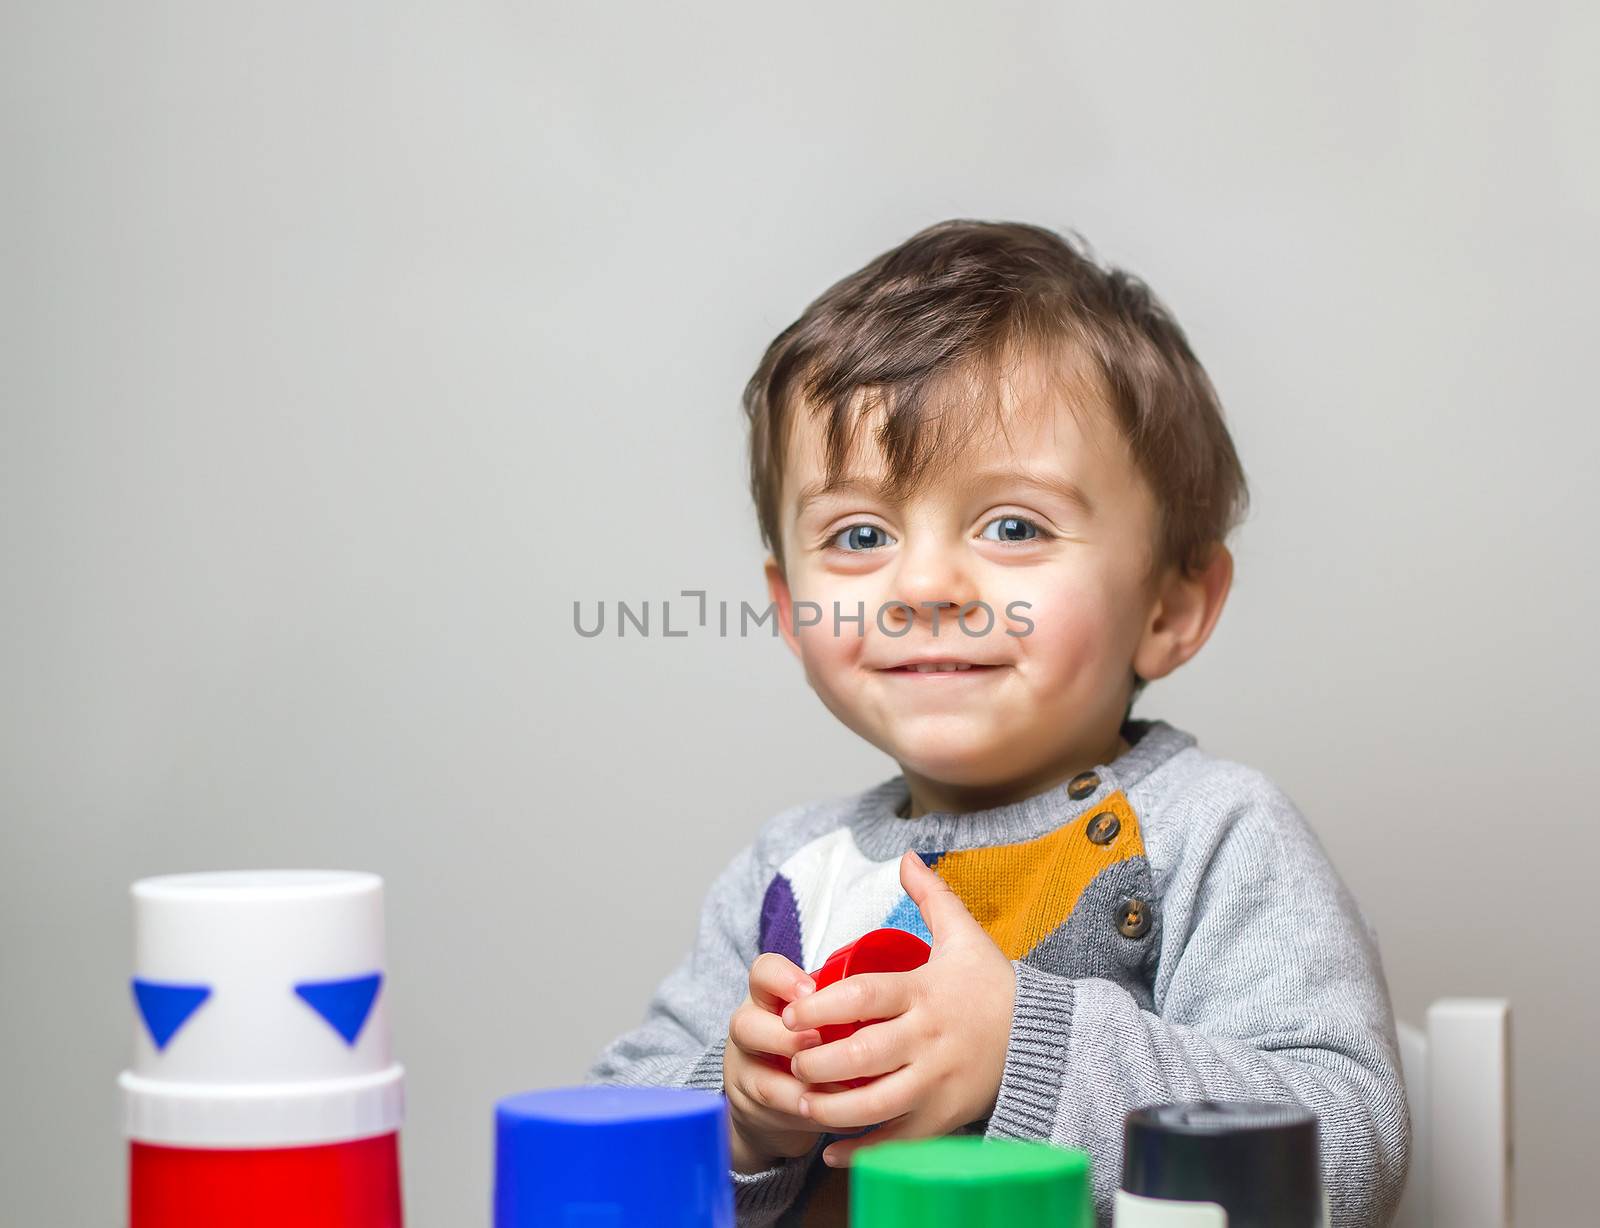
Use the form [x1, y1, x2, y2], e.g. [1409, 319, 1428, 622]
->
[493, 1085, 734, 1228]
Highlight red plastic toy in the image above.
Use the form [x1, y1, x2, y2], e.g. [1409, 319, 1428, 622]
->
[129, 1133, 403, 1228]
[807, 927, 932, 1088]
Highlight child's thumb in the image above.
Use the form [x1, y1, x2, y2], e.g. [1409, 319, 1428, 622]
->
[899, 850, 978, 946]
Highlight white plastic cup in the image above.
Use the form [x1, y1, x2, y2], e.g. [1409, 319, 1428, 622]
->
[120, 870, 405, 1147]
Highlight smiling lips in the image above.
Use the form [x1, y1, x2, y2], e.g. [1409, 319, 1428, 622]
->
[880, 660, 1005, 674]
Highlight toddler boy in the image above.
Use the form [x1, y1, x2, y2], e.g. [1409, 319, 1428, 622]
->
[589, 220, 1410, 1226]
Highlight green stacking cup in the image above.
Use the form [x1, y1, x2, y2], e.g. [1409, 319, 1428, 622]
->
[851, 1137, 1093, 1227]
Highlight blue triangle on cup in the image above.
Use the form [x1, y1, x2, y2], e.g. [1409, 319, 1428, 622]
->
[132, 979, 212, 1050]
[294, 972, 383, 1045]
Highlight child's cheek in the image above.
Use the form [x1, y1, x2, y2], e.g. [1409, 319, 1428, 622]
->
[789, 591, 867, 682]
[1015, 579, 1121, 681]
[796, 619, 857, 675]
[788, 570, 876, 655]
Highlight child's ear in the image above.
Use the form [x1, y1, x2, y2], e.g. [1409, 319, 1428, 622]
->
[1131, 543, 1234, 684]
[763, 554, 805, 661]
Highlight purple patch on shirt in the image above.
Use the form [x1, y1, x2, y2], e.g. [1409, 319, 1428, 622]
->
[758, 872, 804, 966]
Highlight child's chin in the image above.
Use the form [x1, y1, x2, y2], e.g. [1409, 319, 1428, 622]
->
[892, 733, 1021, 786]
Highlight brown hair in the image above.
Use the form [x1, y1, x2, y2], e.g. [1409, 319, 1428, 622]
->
[743, 219, 1249, 582]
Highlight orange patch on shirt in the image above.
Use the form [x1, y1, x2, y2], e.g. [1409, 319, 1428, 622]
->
[932, 790, 1145, 960]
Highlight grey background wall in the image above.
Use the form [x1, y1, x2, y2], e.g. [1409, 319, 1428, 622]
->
[3, 2, 1595, 1223]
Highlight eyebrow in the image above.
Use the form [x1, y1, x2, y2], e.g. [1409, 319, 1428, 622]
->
[968, 469, 1096, 518]
[794, 476, 903, 519]
[793, 469, 1094, 519]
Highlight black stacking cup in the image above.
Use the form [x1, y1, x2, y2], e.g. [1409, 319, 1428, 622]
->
[1117, 1101, 1323, 1227]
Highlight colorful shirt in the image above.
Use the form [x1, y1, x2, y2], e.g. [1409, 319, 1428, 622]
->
[587, 717, 1411, 1227]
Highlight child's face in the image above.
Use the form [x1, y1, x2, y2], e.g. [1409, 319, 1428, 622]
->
[765, 357, 1179, 801]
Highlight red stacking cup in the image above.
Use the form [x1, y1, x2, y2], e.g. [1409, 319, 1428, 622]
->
[808, 928, 932, 1088]
[130, 1134, 403, 1228]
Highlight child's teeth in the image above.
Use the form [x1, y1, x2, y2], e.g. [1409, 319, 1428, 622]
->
[911, 662, 972, 672]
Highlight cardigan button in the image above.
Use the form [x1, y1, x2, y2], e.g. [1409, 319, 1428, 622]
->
[1067, 770, 1101, 800]
[1117, 898, 1152, 939]
[1086, 811, 1121, 845]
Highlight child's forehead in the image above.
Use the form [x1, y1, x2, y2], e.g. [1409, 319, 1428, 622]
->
[780, 351, 1129, 510]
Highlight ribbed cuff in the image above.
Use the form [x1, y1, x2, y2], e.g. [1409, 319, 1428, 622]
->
[685, 1036, 728, 1093]
[683, 1037, 815, 1225]
[986, 960, 1075, 1141]
[729, 1144, 820, 1226]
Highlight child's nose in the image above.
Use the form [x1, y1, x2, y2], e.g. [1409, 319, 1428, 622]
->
[884, 547, 982, 632]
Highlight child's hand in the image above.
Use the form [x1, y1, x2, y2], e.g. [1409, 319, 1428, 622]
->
[782, 850, 1016, 1167]
[722, 952, 829, 1173]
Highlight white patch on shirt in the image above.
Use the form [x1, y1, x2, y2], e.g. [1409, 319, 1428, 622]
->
[777, 828, 908, 972]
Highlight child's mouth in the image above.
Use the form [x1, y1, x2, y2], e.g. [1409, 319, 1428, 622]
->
[881, 661, 1003, 675]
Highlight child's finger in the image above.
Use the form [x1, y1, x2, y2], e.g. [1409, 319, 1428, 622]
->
[734, 1061, 811, 1122]
[749, 952, 816, 1012]
[899, 849, 982, 946]
[821, 1112, 926, 1167]
[730, 1001, 823, 1060]
[798, 1064, 920, 1132]
[781, 971, 914, 1032]
[789, 1018, 910, 1085]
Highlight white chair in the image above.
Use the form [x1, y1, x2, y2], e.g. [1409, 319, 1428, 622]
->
[1391, 999, 1513, 1228]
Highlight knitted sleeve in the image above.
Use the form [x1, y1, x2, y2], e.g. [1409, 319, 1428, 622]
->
[984, 773, 1412, 1228]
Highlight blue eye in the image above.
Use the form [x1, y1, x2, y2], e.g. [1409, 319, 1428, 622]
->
[830, 524, 895, 552]
[982, 516, 1044, 543]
